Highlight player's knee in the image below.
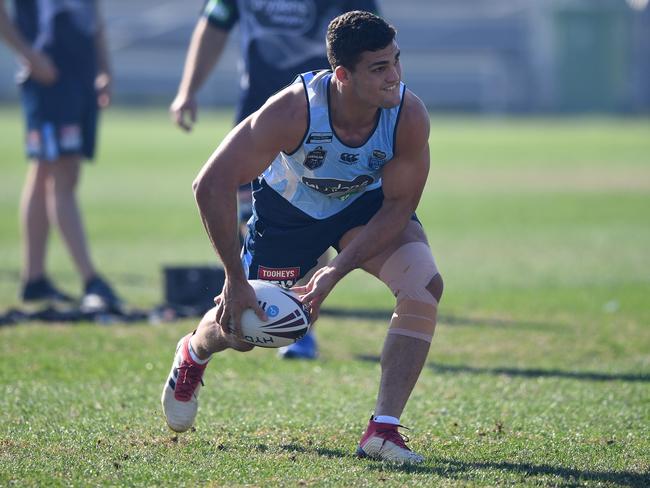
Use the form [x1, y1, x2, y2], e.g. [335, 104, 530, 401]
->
[380, 242, 440, 343]
[379, 241, 439, 306]
[427, 273, 444, 304]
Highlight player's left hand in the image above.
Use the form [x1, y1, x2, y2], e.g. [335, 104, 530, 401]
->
[292, 266, 342, 321]
[95, 72, 112, 109]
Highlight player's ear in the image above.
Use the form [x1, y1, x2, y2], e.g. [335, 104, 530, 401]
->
[333, 65, 351, 85]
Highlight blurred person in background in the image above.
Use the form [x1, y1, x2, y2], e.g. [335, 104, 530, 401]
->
[0, 0, 122, 312]
[170, 0, 378, 359]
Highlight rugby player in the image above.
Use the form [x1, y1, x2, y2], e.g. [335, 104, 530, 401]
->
[162, 11, 443, 464]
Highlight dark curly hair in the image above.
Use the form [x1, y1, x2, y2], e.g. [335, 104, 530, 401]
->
[326, 11, 396, 71]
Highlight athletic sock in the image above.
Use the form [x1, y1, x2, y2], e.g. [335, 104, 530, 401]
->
[188, 338, 211, 364]
[374, 415, 400, 425]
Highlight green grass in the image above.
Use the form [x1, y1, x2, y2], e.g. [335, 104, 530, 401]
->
[0, 107, 649, 486]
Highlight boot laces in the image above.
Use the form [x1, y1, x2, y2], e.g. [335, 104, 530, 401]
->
[174, 361, 205, 401]
[378, 425, 411, 450]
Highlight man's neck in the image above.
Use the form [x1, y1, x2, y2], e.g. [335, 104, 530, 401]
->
[329, 78, 379, 147]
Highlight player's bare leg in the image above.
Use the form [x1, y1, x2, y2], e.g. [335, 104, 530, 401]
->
[20, 162, 50, 282]
[341, 221, 443, 463]
[19, 161, 73, 303]
[47, 156, 95, 281]
[191, 308, 255, 359]
[161, 309, 252, 432]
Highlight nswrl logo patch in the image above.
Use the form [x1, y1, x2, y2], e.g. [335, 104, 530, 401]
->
[304, 146, 327, 170]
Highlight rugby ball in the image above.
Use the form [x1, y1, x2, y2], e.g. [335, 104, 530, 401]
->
[239, 280, 311, 348]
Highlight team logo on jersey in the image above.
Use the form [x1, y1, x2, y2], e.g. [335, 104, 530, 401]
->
[258, 266, 301, 287]
[304, 146, 326, 170]
[306, 132, 333, 144]
[339, 153, 359, 165]
[302, 175, 374, 199]
[368, 149, 388, 170]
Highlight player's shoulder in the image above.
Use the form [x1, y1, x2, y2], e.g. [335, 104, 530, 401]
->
[395, 89, 430, 147]
[256, 83, 307, 126]
[251, 83, 308, 151]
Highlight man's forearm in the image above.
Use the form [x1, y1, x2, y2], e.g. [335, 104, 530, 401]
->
[95, 23, 111, 76]
[178, 19, 228, 98]
[332, 199, 413, 277]
[194, 178, 247, 283]
[0, 6, 31, 58]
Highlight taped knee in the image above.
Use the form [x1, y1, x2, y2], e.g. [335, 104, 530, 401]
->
[388, 299, 437, 343]
[379, 242, 439, 343]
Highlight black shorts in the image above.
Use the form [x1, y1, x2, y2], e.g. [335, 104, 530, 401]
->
[241, 179, 419, 287]
[19, 12, 98, 161]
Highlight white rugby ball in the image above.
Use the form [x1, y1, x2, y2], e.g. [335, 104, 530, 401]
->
[239, 280, 311, 348]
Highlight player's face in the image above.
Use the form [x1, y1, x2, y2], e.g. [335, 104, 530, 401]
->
[351, 41, 402, 109]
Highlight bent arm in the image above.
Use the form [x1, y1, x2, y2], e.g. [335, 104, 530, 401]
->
[331, 92, 431, 278]
[192, 87, 307, 283]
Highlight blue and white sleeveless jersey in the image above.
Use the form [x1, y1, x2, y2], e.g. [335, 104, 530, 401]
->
[261, 70, 405, 220]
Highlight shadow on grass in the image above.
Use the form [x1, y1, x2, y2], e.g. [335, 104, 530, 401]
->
[280, 443, 348, 459]
[279, 442, 648, 487]
[365, 458, 649, 487]
[321, 307, 560, 330]
[355, 355, 650, 383]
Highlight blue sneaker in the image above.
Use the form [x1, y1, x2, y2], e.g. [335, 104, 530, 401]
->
[278, 331, 318, 360]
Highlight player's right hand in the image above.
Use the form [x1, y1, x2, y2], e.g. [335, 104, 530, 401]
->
[25, 50, 58, 85]
[214, 278, 266, 342]
[169, 93, 197, 132]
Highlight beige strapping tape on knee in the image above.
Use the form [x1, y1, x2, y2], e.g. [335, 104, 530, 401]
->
[388, 299, 437, 343]
[379, 242, 439, 343]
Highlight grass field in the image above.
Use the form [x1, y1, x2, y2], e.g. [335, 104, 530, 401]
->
[0, 107, 649, 487]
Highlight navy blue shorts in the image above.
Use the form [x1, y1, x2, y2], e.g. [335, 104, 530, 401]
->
[19, 13, 98, 162]
[241, 179, 419, 286]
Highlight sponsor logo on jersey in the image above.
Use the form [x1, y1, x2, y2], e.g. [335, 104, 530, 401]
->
[251, 0, 314, 31]
[258, 266, 300, 288]
[306, 132, 333, 144]
[302, 175, 374, 199]
[368, 149, 388, 170]
[304, 146, 326, 170]
[59, 125, 82, 151]
[339, 153, 359, 164]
